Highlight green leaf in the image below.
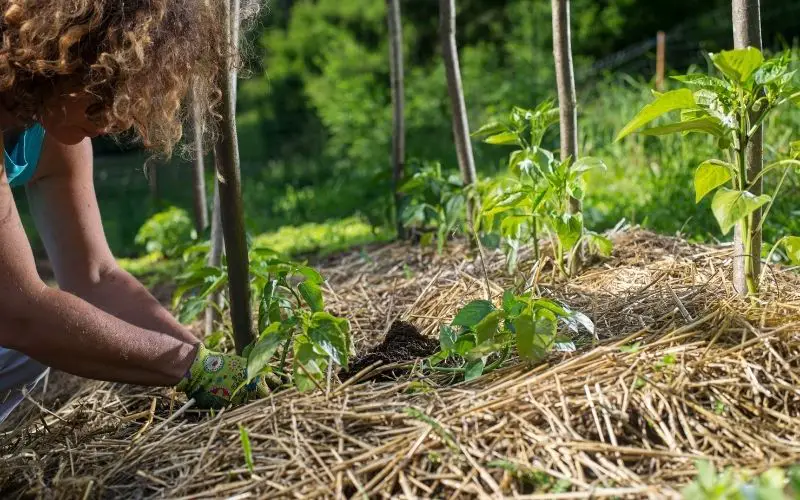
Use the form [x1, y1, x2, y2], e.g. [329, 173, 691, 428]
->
[514, 310, 557, 364]
[671, 74, 729, 91]
[307, 312, 351, 367]
[782, 236, 800, 265]
[298, 281, 324, 312]
[640, 117, 726, 138]
[551, 213, 584, 251]
[178, 296, 207, 324]
[439, 324, 457, 351]
[790, 140, 800, 159]
[453, 335, 476, 357]
[257, 280, 279, 332]
[694, 160, 734, 203]
[585, 232, 613, 257]
[616, 89, 696, 141]
[464, 358, 485, 381]
[247, 323, 288, 380]
[293, 342, 324, 392]
[238, 425, 255, 474]
[711, 188, 771, 235]
[452, 300, 496, 328]
[571, 157, 607, 175]
[297, 266, 324, 284]
[472, 120, 507, 138]
[474, 310, 502, 345]
[484, 132, 519, 145]
[711, 47, 764, 83]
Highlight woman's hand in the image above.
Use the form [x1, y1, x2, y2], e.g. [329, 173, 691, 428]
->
[176, 344, 269, 409]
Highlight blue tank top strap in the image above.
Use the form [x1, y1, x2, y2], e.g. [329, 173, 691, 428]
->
[4, 123, 46, 188]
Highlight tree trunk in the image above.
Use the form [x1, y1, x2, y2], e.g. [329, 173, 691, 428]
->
[551, 0, 580, 215]
[386, 0, 406, 239]
[205, 179, 224, 337]
[215, 0, 253, 353]
[439, 0, 478, 214]
[732, 0, 763, 296]
[191, 89, 209, 235]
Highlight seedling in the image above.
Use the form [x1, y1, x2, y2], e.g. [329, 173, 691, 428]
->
[429, 290, 594, 381]
[399, 162, 467, 253]
[473, 101, 611, 274]
[174, 246, 352, 392]
[618, 47, 800, 294]
[683, 460, 797, 500]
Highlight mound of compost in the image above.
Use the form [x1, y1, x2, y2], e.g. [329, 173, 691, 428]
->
[341, 320, 439, 382]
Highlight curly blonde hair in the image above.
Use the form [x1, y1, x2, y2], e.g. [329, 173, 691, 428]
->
[0, 0, 255, 155]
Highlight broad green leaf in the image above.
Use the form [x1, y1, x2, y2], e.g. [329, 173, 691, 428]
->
[671, 74, 729, 91]
[257, 280, 279, 332]
[782, 236, 800, 265]
[514, 310, 557, 363]
[247, 323, 288, 380]
[297, 266, 324, 284]
[566, 311, 594, 336]
[694, 160, 734, 203]
[711, 47, 764, 83]
[298, 281, 324, 312]
[293, 341, 325, 392]
[307, 312, 351, 366]
[178, 296, 207, 324]
[585, 232, 613, 257]
[474, 310, 502, 345]
[640, 117, 726, 138]
[453, 335, 476, 357]
[711, 188, 771, 235]
[472, 121, 507, 138]
[484, 132, 519, 145]
[791, 140, 800, 159]
[502, 290, 516, 314]
[428, 349, 450, 367]
[551, 213, 584, 250]
[754, 60, 788, 85]
[616, 89, 696, 141]
[500, 215, 527, 239]
[571, 157, 607, 175]
[439, 324, 457, 351]
[464, 358, 485, 381]
[452, 300, 496, 328]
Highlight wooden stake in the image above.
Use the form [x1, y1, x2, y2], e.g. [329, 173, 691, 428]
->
[655, 31, 666, 91]
[190, 88, 209, 235]
[386, 0, 406, 239]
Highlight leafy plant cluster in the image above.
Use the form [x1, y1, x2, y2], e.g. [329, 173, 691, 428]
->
[134, 206, 197, 259]
[174, 245, 352, 393]
[618, 47, 800, 293]
[683, 460, 800, 500]
[473, 102, 612, 274]
[399, 162, 467, 252]
[429, 290, 594, 381]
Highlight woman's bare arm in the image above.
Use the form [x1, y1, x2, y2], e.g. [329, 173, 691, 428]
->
[25, 137, 197, 344]
[0, 147, 196, 386]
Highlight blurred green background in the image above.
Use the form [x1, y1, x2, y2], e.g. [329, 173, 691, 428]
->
[14, 0, 800, 258]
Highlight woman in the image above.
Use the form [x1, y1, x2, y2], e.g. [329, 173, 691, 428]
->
[0, 0, 264, 423]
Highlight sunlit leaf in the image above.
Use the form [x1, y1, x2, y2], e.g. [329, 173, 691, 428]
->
[307, 312, 351, 366]
[671, 74, 729, 91]
[298, 280, 324, 312]
[238, 425, 255, 474]
[551, 213, 584, 251]
[514, 310, 556, 363]
[782, 236, 800, 266]
[247, 323, 288, 380]
[571, 157, 607, 175]
[711, 47, 764, 83]
[464, 358, 485, 381]
[439, 324, 457, 351]
[474, 310, 502, 345]
[695, 160, 734, 203]
[586, 232, 613, 257]
[293, 341, 325, 392]
[484, 132, 519, 145]
[472, 121, 507, 138]
[640, 117, 726, 138]
[711, 188, 771, 235]
[616, 89, 696, 141]
[452, 300, 496, 328]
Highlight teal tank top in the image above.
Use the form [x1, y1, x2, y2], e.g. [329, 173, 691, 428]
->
[4, 123, 45, 188]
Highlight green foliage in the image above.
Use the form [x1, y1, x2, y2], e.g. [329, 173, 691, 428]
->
[682, 460, 800, 500]
[399, 162, 467, 252]
[474, 102, 612, 274]
[174, 245, 351, 393]
[618, 48, 800, 294]
[134, 207, 196, 258]
[430, 291, 593, 381]
[238, 425, 255, 474]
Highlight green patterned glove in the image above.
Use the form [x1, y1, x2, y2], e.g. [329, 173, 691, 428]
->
[176, 344, 268, 409]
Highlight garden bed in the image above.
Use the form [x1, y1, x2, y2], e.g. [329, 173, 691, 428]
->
[2, 228, 799, 498]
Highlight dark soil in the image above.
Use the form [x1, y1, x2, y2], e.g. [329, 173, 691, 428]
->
[341, 320, 439, 382]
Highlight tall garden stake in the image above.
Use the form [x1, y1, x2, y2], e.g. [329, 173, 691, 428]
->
[214, 0, 253, 353]
[386, 0, 406, 239]
[440, 0, 478, 218]
[205, 181, 223, 337]
[732, 0, 763, 295]
[190, 87, 209, 235]
[551, 0, 580, 216]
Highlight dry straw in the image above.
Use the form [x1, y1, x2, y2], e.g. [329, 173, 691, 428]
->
[2, 228, 799, 499]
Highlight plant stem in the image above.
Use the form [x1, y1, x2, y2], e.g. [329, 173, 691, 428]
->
[531, 218, 540, 262]
[279, 334, 293, 374]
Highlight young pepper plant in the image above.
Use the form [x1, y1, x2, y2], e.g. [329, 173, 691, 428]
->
[429, 290, 594, 381]
[617, 48, 800, 294]
[174, 246, 352, 392]
[473, 102, 612, 274]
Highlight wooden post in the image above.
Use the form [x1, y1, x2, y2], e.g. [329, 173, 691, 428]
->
[551, 0, 580, 216]
[732, 0, 763, 295]
[205, 179, 224, 337]
[386, 0, 406, 239]
[439, 0, 478, 213]
[655, 31, 666, 91]
[214, 0, 253, 353]
[190, 89, 209, 235]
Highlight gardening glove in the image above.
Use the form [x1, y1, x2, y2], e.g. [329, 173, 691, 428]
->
[176, 344, 269, 409]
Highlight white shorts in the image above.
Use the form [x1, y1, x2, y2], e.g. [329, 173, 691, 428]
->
[0, 348, 48, 423]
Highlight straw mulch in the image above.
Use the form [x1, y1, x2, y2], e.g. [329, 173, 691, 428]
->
[2, 228, 799, 499]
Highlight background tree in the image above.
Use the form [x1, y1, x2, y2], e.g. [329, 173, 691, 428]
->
[386, 0, 406, 239]
[439, 0, 478, 213]
[731, 0, 763, 295]
[215, 0, 253, 353]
